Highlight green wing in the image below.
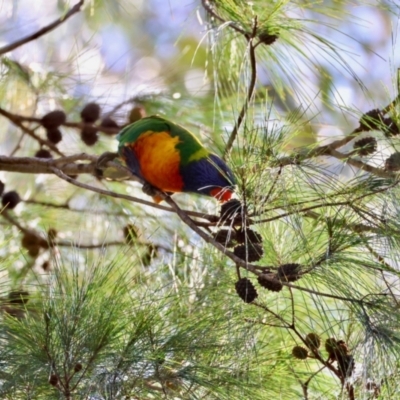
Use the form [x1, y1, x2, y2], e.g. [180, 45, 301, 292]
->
[117, 116, 169, 147]
[117, 116, 208, 165]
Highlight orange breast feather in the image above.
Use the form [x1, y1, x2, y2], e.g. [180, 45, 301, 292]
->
[132, 131, 184, 192]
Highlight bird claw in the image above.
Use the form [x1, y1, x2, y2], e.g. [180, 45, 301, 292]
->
[142, 182, 159, 197]
[97, 151, 119, 168]
[95, 152, 119, 177]
[142, 183, 174, 203]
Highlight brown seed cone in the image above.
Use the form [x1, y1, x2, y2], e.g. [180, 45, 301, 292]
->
[21, 230, 48, 251]
[48, 228, 57, 241]
[235, 278, 258, 303]
[220, 199, 243, 221]
[128, 106, 146, 123]
[236, 228, 262, 245]
[358, 109, 383, 131]
[325, 338, 339, 358]
[46, 128, 62, 144]
[21, 232, 40, 249]
[47, 228, 58, 247]
[292, 346, 308, 360]
[2, 305, 25, 319]
[258, 31, 278, 45]
[336, 352, 354, 377]
[41, 110, 66, 130]
[2, 191, 20, 209]
[305, 333, 321, 350]
[277, 263, 301, 282]
[81, 126, 98, 146]
[42, 261, 50, 271]
[141, 244, 158, 266]
[213, 229, 236, 247]
[49, 374, 59, 386]
[80, 102, 101, 123]
[257, 274, 283, 292]
[124, 224, 138, 243]
[8, 290, 29, 304]
[28, 246, 40, 258]
[35, 149, 53, 159]
[385, 152, 400, 171]
[382, 117, 400, 137]
[100, 117, 119, 132]
[234, 243, 264, 262]
[74, 363, 83, 372]
[353, 137, 377, 156]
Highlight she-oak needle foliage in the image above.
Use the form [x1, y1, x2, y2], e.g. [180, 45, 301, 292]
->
[0, 0, 399, 399]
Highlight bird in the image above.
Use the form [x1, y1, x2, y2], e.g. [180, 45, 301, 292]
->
[115, 115, 236, 203]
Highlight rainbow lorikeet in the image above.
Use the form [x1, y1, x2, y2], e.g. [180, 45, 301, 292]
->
[116, 116, 236, 203]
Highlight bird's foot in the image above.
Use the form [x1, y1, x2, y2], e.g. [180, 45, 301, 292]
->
[95, 152, 119, 177]
[142, 182, 159, 197]
[142, 183, 173, 203]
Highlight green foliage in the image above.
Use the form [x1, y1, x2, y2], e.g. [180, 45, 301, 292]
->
[0, 0, 399, 399]
[0, 254, 294, 399]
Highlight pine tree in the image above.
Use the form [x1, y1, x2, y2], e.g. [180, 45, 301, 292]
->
[0, 1, 398, 398]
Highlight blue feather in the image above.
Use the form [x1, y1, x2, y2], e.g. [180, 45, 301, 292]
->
[180, 154, 235, 195]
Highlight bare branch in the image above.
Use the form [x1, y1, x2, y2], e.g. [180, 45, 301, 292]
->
[0, 107, 64, 155]
[0, 1, 84, 56]
[50, 165, 261, 272]
[278, 145, 395, 179]
[0, 155, 96, 175]
[49, 165, 218, 221]
[7, 112, 120, 135]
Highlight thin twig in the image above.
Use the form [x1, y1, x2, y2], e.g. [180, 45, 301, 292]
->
[24, 199, 132, 217]
[359, 232, 400, 306]
[0, 155, 96, 175]
[289, 286, 295, 327]
[50, 166, 261, 272]
[278, 146, 394, 179]
[0, 1, 84, 55]
[155, 195, 261, 273]
[223, 17, 258, 159]
[252, 166, 282, 216]
[283, 281, 376, 305]
[255, 200, 354, 225]
[8, 111, 120, 135]
[300, 365, 327, 400]
[304, 210, 379, 234]
[49, 166, 219, 221]
[0, 107, 64, 156]
[2, 209, 52, 251]
[56, 241, 124, 249]
[251, 301, 291, 327]
[201, 0, 250, 38]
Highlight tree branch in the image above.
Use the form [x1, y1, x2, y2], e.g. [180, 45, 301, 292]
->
[0, 1, 84, 56]
[0, 155, 95, 175]
[0, 107, 64, 155]
[201, 0, 250, 38]
[278, 145, 395, 179]
[5, 111, 120, 135]
[50, 165, 262, 273]
[48, 165, 218, 221]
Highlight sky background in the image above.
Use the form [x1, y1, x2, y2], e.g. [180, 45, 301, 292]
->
[0, 0, 398, 168]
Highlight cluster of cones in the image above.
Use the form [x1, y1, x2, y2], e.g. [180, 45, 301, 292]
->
[215, 199, 302, 303]
[292, 334, 355, 379]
